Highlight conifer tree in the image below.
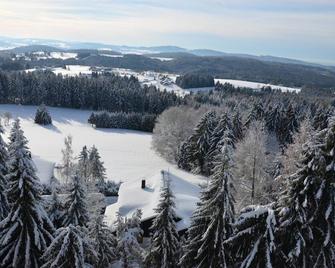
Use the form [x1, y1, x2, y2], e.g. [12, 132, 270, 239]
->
[61, 135, 74, 184]
[232, 109, 244, 142]
[180, 133, 235, 268]
[187, 111, 217, 174]
[276, 117, 335, 267]
[89, 215, 117, 268]
[78, 145, 90, 183]
[41, 224, 97, 268]
[227, 205, 276, 268]
[89, 145, 106, 186]
[34, 104, 52, 125]
[63, 175, 90, 227]
[48, 185, 65, 229]
[245, 101, 265, 127]
[0, 123, 9, 220]
[145, 171, 181, 268]
[0, 119, 55, 268]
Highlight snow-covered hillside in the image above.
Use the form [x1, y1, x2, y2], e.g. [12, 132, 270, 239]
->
[0, 104, 196, 184]
[0, 104, 203, 226]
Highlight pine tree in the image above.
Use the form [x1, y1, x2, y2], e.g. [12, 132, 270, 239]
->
[48, 185, 65, 229]
[177, 137, 193, 171]
[63, 175, 90, 227]
[187, 111, 217, 174]
[115, 210, 145, 267]
[145, 171, 181, 268]
[232, 109, 244, 142]
[0, 123, 9, 221]
[227, 205, 276, 268]
[276, 117, 335, 267]
[180, 133, 235, 268]
[245, 101, 265, 128]
[78, 145, 90, 183]
[34, 104, 52, 125]
[89, 215, 117, 268]
[61, 135, 74, 184]
[0, 119, 55, 268]
[89, 145, 106, 186]
[41, 224, 97, 268]
[265, 104, 281, 133]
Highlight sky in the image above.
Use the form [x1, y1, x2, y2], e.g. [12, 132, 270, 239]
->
[0, 0, 334, 64]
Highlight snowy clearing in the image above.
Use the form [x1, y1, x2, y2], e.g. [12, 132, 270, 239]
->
[215, 78, 301, 93]
[0, 104, 203, 226]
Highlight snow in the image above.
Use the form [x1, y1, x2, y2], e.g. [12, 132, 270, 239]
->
[99, 54, 123, 58]
[105, 170, 203, 230]
[215, 79, 301, 93]
[49, 52, 77, 60]
[52, 65, 92, 76]
[150, 57, 174, 61]
[0, 105, 202, 227]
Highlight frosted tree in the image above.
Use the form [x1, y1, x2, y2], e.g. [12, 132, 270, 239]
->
[41, 224, 97, 268]
[0, 123, 9, 220]
[115, 210, 145, 267]
[89, 215, 117, 268]
[234, 121, 270, 208]
[88, 145, 106, 186]
[187, 111, 218, 174]
[60, 135, 74, 184]
[63, 175, 90, 227]
[226, 205, 276, 268]
[280, 119, 315, 177]
[245, 101, 265, 127]
[78, 145, 90, 183]
[180, 133, 235, 268]
[145, 171, 181, 268]
[276, 117, 335, 267]
[0, 120, 55, 268]
[34, 104, 52, 125]
[231, 109, 244, 142]
[153, 106, 206, 163]
[48, 185, 65, 229]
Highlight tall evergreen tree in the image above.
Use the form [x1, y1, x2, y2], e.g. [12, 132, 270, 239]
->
[245, 101, 265, 127]
[41, 224, 97, 268]
[180, 133, 235, 268]
[0, 119, 54, 268]
[89, 215, 117, 268]
[231, 109, 244, 142]
[145, 171, 181, 268]
[276, 117, 335, 267]
[89, 145, 106, 186]
[227, 205, 276, 268]
[63, 175, 90, 227]
[78, 145, 90, 183]
[48, 186, 65, 229]
[60, 135, 74, 184]
[0, 123, 9, 221]
[187, 111, 217, 174]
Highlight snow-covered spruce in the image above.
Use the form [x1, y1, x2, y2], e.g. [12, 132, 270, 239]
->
[179, 110, 218, 175]
[115, 210, 145, 267]
[60, 135, 74, 184]
[88, 145, 106, 186]
[180, 133, 235, 268]
[34, 104, 52, 125]
[145, 171, 181, 268]
[77, 145, 90, 183]
[226, 204, 276, 268]
[41, 224, 97, 268]
[63, 174, 90, 227]
[0, 122, 9, 221]
[47, 184, 65, 229]
[0, 119, 55, 268]
[276, 117, 335, 267]
[88, 215, 117, 268]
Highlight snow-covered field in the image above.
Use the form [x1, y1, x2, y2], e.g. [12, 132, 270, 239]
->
[0, 104, 203, 226]
[0, 104, 191, 184]
[215, 78, 301, 93]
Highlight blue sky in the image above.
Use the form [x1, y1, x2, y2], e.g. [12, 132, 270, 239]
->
[0, 0, 334, 64]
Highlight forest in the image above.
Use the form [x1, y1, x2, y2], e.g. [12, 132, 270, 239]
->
[0, 67, 334, 267]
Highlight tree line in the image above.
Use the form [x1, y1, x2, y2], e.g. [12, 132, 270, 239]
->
[0, 70, 180, 114]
